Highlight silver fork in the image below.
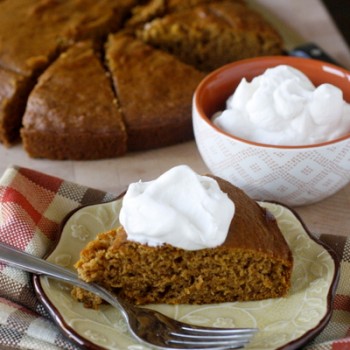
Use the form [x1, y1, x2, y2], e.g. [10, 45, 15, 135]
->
[0, 242, 257, 350]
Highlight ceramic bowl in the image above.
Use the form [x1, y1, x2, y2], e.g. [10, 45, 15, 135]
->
[192, 56, 350, 206]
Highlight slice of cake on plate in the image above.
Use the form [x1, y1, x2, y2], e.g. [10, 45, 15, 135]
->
[21, 41, 127, 160]
[105, 33, 206, 151]
[72, 165, 293, 307]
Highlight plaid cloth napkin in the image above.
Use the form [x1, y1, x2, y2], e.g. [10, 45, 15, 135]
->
[0, 166, 117, 350]
[0, 165, 350, 350]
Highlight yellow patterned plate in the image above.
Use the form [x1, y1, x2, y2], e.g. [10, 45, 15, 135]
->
[34, 200, 339, 350]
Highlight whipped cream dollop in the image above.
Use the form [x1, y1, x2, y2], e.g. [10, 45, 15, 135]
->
[213, 65, 350, 145]
[119, 165, 235, 250]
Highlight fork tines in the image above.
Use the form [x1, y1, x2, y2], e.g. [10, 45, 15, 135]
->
[167, 327, 258, 349]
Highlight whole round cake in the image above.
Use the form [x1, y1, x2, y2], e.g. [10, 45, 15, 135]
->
[0, 0, 283, 159]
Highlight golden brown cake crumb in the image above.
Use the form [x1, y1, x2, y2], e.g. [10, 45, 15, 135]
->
[72, 176, 293, 307]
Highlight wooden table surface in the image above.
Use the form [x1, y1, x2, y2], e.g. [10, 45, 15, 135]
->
[1, 0, 350, 237]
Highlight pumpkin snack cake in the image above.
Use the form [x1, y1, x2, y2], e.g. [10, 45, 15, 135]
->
[72, 165, 293, 307]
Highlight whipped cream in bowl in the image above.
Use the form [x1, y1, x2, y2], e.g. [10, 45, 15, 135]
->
[192, 56, 350, 206]
[212, 65, 350, 146]
[119, 165, 235, 250]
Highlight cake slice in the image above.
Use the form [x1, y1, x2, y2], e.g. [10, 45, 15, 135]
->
[21, 41, 127, 160]
[136, 0, 283, 71]
[73, 175, 293, 307]
[105, 33, 206, 151]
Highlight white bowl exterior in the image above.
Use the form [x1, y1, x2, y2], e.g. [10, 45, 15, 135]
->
[193, 101, 350, 206]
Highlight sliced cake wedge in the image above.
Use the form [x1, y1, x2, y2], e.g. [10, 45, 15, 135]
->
[21, 41, 127, 160]
[105, 33, 205, 151]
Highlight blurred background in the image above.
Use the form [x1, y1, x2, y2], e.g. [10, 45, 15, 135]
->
[322, 0, 350, 47]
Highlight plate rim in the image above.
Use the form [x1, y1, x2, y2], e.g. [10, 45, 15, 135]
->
[33, 198, 340, 350]
[266, 201, 340, 350]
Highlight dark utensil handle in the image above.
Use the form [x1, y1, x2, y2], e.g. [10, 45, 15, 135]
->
[289, 42, 343, 67]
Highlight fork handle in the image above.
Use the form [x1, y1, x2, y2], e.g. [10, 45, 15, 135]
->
[0, 242, 127, 318]
[0, 242, 87, 286]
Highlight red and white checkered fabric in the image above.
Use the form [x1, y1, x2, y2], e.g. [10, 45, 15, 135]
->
[0, 166, 116, 350]
[0, 165, 350, 349]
